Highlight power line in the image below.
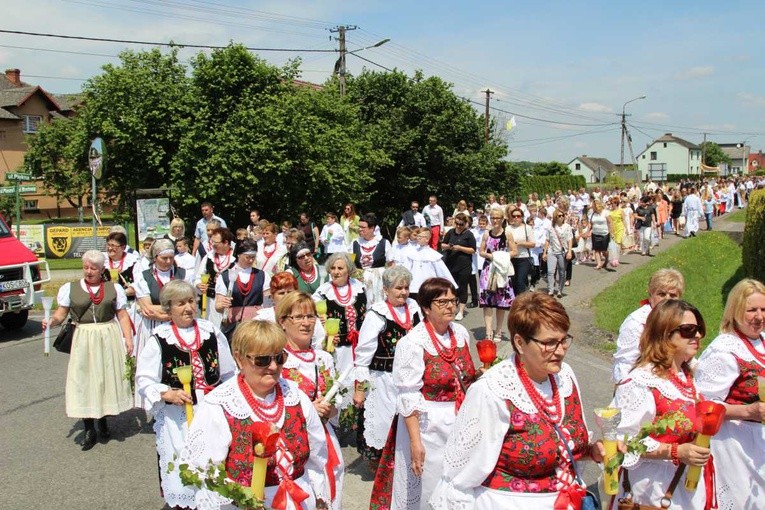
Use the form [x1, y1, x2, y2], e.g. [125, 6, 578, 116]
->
[0, 29, 337, 53]
[0, 43, 120, 58]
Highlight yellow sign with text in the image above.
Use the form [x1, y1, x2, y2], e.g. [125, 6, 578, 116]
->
[44, 224, 113, 259]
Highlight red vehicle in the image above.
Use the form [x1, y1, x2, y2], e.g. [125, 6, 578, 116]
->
[0, 216, 50, 330]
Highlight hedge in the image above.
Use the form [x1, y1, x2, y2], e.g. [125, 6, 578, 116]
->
[743, 189, 765, 282]
[519, 175, 586, 198]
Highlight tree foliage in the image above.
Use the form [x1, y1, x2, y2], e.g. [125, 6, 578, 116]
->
[532, 161, 571, 176]
[700, 142, 731, 167]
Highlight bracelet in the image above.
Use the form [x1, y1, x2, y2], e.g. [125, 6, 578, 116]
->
[670, 443, 679, 465]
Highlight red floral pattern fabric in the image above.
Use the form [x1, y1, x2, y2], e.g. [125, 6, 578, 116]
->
[481, 382, 588, 492]
[421, 344, 476, 402]
[223, 403, 310, 487]
[368, 417, 398, 510]
[724, 355, 765, 406]
[282, 364, 331, 401]
[649, 388, 697, 444]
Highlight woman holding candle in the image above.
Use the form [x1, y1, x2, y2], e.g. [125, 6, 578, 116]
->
[355, 266, 422, 469]
[277, 291, 344, 510]
[102, 231, 139, 302]
[215, 239, 266, 339]
[695, 278, 765, 510]
[194, 227, 236, 327]
[136, 280, 236, 508]
[42, 250, 134, 451]
[429, 291, 605, 509]
[370, 277, 476, 510]
[289, 242, 323, 295]
[312, 252, 366, 396]
[610, 299, 712, 509]
[182, 320, 329, 509]
[255, 271, 325, 348]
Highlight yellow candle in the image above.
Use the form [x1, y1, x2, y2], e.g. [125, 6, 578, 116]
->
[200, 274, 211, 317]
[602, 439, 619, 495]
[251, 444, 268, 501]
[684, 434, 710, 490]
[108, 268, 120, 283]
[315, 299, 327, 317]
[325, 318, 340, 354]
[175, 365, 194, 425]
[595, 407, 621, 495]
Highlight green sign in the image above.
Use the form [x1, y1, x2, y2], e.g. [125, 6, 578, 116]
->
[0, 185, 36, 194]
[6, 172, 32, 181]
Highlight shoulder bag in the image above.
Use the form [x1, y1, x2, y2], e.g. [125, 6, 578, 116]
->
[53, 318, 76, 354]
[616, 463, 685, 510]
[553, 424, 599, 510]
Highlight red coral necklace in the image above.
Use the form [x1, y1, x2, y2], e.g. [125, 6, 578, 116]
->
[285, 344, 316, 363]
[386, 301, 412, 331]
[238, 374, 284, 423]
[86, 280, 105, 305]
[424, 320, 457, 363]
[515, 355, 561, 423]
[332, 283, 352, 305]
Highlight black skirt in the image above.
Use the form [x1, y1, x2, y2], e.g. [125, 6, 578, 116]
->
[592, 232, 610, 251]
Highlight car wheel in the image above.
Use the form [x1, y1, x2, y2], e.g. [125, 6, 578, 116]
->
[0, 310, 29, 330]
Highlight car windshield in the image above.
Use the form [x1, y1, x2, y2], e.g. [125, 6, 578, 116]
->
[0, 218, 11, 237]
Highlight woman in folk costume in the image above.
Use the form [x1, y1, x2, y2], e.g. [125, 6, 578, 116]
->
[136, 280, 236, 508]
[214, 239, 266, 340]
[288, 242, 324, 295]
[256, 222, 288, 294]
[312, 252, 367, 399]
[42, 250, 134, 451]
[610, 299, 714, 510]
[354, 266, 422, 471]
[695, 278, 765, 509]
[430, 292, 606, 509]
[181, 320, 329, 509]
[102, 231, 140, 321]
[194, 227, 236, 328]
[370, 277, 477, 510]
[277, 291, 344, 510]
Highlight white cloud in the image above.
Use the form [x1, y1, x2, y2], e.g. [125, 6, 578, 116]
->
[738, 92, 765, 108]
[645, 112, 668, 120]
[674, 66, 714, 80]
[578, 102, 612, 113]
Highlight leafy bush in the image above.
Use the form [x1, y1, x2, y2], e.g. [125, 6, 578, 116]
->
[743, 190, 765, 282]
[519, 175, 586, 198]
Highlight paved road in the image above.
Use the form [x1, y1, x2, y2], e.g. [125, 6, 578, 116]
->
[0, 219, 735, 509]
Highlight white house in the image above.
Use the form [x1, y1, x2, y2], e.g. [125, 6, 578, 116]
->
[718, 142, 750, 177]
[567, 156, 615, 183]
[636, 133, 702, 181]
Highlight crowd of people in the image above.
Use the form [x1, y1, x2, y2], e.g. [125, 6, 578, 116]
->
[39, 174, 765, 510]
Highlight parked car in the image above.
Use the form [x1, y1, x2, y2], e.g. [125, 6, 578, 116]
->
[0, 216, 50, 330]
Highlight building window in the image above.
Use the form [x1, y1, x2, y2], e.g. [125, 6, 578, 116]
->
[22, 199, 39, 211]
[650, 151, 657, 161]
[23, 115, 43, 134]
[575, 163, 581, 170]
[663, 143, 667, 148]
[0, 130, 6, 141]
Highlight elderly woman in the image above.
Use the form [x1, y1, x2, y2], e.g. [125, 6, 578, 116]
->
[181, 320, 329, 509]
[277, 292, 344, 510]
[370, 278, 476, 510]
[42, 250, 133, 451]
[136, 280, 236, 508]
[289, 242, 323, 295]
[611, 299, 712, 509]
[255, 271, 325, 348]
[195, 227, 236, 327]
[312, 252, 367, 393]
[611, 268, 685, 383]
[214, 239, 265, 338]
[430, 291, 604, 509]
[355, 266, 422, 468]
[479, 208, 518, 342]
[695, 278, 765, 509]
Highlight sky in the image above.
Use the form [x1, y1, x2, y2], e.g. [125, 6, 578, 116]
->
[1, 0, 763, 163]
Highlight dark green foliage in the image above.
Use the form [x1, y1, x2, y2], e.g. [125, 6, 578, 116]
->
[519, 175, 586, 198]
[743, 190, 765, 282]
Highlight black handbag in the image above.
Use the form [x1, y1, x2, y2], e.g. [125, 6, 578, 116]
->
[53, 319, 76, 354]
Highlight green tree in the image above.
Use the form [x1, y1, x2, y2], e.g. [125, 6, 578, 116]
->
[700, 142, 731, 167]
[532, 161, 571, 176]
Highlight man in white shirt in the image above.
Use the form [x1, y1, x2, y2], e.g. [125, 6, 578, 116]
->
[423, 195, 445, 250]
[193, 202, 227, 256]
[398, 201, 427, 228]
[611, 269, 685, 383]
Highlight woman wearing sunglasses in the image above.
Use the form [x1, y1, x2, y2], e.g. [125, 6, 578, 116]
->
[506, 205, 535, 295]
[183, 320, 330, 509]
[478, 209, 518, 342]
[289, 242, 324, 295]
[695, 278, 765, 510]
[611, 299, 712, 509]
[136, 280, 236, 508]
[430, 292, 605, 509]
[277, 291, 344, 510]
[370, 277, 477, 510]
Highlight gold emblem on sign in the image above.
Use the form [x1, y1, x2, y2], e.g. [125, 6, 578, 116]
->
[47, 226, 72, 258]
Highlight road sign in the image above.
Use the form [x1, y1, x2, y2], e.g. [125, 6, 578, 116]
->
[6, 172, 32, 181]
[1, 185, 36, 194]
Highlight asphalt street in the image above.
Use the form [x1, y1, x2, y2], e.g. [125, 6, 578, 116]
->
[0, 228, 698, 510]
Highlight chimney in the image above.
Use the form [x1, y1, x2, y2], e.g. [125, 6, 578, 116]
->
[4, 68, 21, 87]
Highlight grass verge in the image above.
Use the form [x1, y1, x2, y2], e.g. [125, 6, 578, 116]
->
[592, 231, 746, 352]
[725, 208, 747, 223]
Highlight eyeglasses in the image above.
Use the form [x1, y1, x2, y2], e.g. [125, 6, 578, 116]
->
[287, 314, 318, 323]
[244, 350, 288, 368]
[431, 297, 459, 308]
[297, 252, 313, 260]
[106, 243, 124, 249]
[672, 324, 704, 339]
[511, 214, 523, 218]
[455, 221, 466, 227]
[527, 334, 574, 353]
[490, 216, 504, 220]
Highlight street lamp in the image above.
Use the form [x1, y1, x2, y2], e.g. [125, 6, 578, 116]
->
[347, 38, 390, 55]
[336, 38, 390, 95]
[620, 95, 647, 179]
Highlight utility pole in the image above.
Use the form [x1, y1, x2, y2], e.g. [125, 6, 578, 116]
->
[620, 112, 628, 177]
[701, 132, 707, 167]
[482, 89, 494, 144]
[331, 25, 357, 96]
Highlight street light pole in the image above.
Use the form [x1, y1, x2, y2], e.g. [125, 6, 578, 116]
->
[620, 95, 646, 179]
[332, 27, 389, 96]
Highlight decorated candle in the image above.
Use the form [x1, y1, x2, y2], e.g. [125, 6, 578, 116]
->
[199, 274, 211, 317]
[685, 401, 726, 491]
[475, 339, 497, 370]
[315, 299, 327, 317]
[41, 296, 54, 356]
[108, 268, 120, 283]
[594, 407, 622, 495]
[324, 318, 340, 354]
[174, 365, 194, 425]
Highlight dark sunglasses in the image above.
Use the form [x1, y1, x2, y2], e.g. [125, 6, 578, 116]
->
[672, 324, 704, 339]
[512, 214, 523, 218]
[244, 350, 288, 367]
[455, 221, 466, 226]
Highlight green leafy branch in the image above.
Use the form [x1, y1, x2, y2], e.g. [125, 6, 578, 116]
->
[123, 355, 136, 393]
[603, 411, 692, 494]
[168, 457, 267, 509]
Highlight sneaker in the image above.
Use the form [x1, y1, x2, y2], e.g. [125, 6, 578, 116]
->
[455, 311, 464, 321]
[557, 292, 563, 299]
[493, 333, 503, 342]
